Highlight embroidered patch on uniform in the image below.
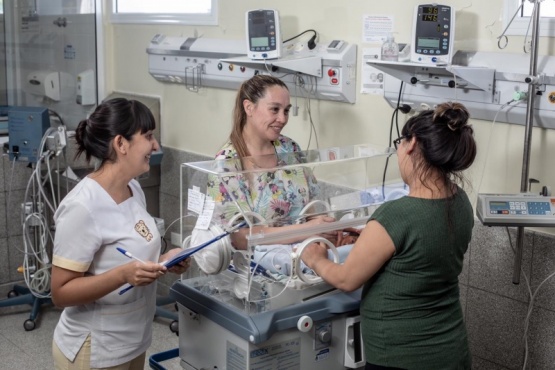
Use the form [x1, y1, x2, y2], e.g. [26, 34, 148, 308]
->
[135, 220, 153, 242]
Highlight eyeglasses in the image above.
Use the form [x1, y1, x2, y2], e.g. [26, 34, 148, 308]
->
[393, 135, 411, 150]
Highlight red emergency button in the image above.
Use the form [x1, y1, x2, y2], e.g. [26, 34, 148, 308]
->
[328, 69, 336, 77]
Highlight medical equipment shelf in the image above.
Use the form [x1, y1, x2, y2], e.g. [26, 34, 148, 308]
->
[222, 55, 323, 77]
[147, 36, 358, 103]
[371, 50, 555, 129]
[367, 55, 495, 93]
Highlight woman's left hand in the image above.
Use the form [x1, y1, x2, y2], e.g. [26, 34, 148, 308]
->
[160, 248, 191, 275]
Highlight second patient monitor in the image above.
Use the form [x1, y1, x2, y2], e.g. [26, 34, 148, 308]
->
[246, 9, 282, 60]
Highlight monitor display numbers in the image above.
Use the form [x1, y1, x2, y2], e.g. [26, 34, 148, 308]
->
[252, 13, 265, 24]
[421, 6, 438, 22]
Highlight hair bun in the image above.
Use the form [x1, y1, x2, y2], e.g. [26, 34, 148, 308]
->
[433, 102, 469, 131]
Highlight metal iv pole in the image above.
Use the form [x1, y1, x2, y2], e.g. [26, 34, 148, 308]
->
[513, 0, 542, 284]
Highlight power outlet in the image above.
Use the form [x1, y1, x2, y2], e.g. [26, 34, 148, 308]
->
[171, 232, 182, 247]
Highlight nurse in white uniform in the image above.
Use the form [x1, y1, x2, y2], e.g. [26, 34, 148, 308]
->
[51, 98, 189, 370]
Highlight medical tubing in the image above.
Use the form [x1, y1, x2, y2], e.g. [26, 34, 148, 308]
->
[17, 126, 64, 298]
[247, 247, 294, 303]
[504, 227, 555, 370]
[475, 100, 517, 197]
[22, 212, 52, 298]
[297, 74, 319, 150]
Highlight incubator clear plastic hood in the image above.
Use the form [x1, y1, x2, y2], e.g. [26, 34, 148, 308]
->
[170, 143, 406, 369]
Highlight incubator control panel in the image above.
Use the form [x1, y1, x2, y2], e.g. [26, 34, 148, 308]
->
[477, 193, 555, 227]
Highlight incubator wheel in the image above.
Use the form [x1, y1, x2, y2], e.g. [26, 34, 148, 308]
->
[7, 290, 18, 298]
[24, 319, 36, 331]
[170, 320, 179, 335]
[294, 237, 340, 284]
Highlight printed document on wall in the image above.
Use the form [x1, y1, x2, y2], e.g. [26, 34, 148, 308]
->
[362, 15, 394, 43]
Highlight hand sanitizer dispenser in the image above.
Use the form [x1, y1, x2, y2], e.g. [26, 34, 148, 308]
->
[381, 34, 399, 62]
[76, 69, 96, 105]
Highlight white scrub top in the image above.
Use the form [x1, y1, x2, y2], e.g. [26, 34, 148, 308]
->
[52, 177, 160, 368]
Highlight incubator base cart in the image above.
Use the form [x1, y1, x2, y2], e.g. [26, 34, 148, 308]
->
[171, 144, 405, 370]
[172, 274, 364, 369]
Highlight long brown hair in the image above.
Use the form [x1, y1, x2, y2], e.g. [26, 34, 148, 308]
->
[230, 75, 288, 158]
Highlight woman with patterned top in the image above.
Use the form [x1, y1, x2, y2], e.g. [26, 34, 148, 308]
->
[208, 74, 335, 250]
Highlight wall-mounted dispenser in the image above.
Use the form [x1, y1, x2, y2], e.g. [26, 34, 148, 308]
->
[76, 69, 96, 105]
[25, 71, 61, 101]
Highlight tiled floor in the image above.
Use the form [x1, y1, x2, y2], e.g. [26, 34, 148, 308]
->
[0, 297, 183, 370]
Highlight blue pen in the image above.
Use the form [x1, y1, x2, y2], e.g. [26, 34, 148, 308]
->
[118, 284, 134, 295]
[117, 247, 146, 264]
[116, 247, 146, 295]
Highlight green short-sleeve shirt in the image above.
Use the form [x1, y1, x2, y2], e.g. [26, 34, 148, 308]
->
[361, 187, 473, 370]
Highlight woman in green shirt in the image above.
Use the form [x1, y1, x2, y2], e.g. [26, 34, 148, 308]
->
[302, 102, 477, 370]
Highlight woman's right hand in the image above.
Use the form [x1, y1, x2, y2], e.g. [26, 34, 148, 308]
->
[122, 261, 167, 287]
[301, 241, 329, 270]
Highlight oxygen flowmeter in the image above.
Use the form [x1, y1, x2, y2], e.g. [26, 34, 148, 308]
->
[411, 4, 454, 64]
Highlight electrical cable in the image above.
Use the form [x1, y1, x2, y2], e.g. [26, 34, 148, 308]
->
[381, 81, 406, 199]
[283, 29, 318, 50]
[296, 74, 320, 150]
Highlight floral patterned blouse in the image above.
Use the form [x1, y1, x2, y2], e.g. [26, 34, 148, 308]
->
[207, 136, 319, 226]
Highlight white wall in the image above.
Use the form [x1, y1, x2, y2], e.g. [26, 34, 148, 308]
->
[101, 0, 555, 233]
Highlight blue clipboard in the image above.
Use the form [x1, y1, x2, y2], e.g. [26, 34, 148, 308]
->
[119, 221, 246, 295]
[162, 221, 247, 269]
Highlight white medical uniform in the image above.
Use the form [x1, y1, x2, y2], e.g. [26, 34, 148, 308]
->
[52, 177, 160, 368]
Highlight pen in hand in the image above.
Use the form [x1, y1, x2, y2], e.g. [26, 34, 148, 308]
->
[116, 247, 146, 295]
[117, 247, 146, 264]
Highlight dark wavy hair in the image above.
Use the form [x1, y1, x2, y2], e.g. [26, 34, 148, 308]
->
[401, 101, 477, 195]
[74, 98, 155, 165]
